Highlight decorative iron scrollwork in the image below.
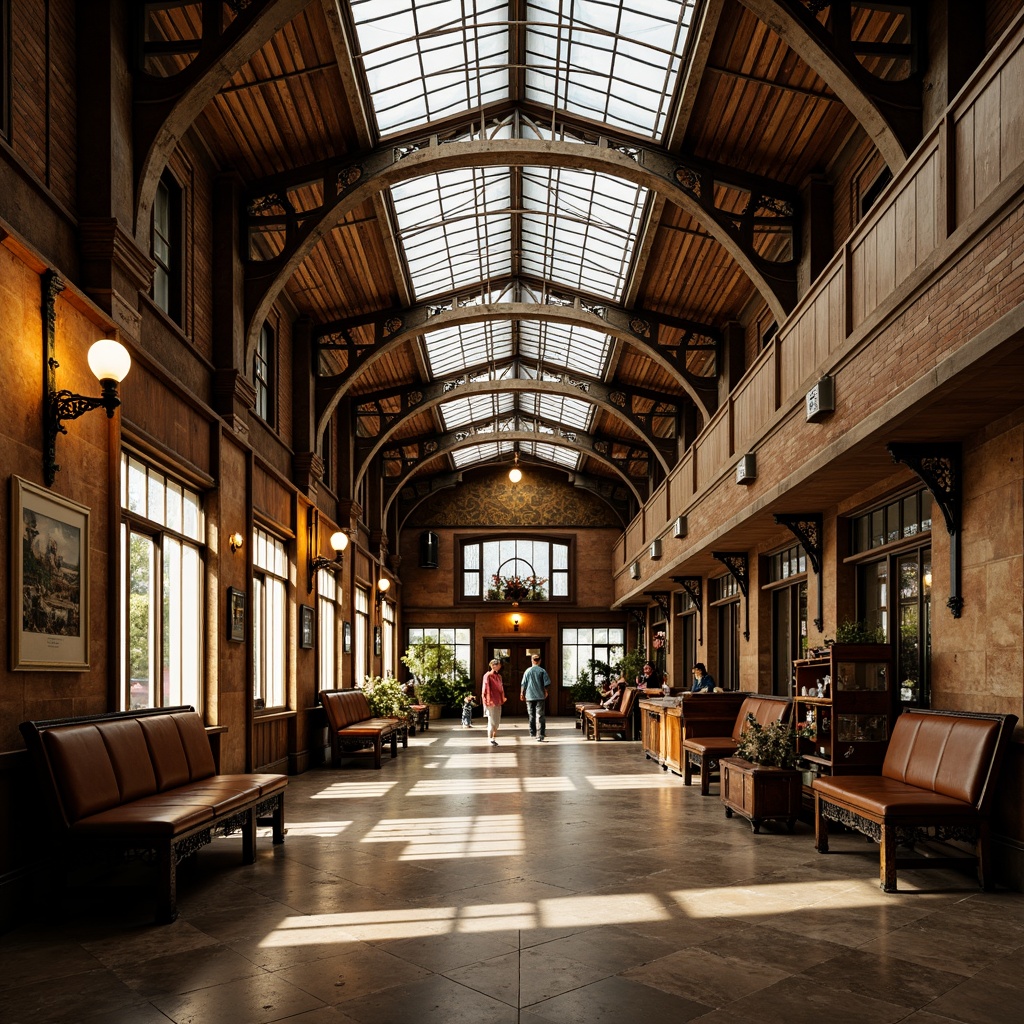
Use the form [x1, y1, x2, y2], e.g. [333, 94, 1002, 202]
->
[337, 166, 362, 192]
[381, 317, 403, 338]
[629, 317, 651, 338]
[674, 166, 701, 199]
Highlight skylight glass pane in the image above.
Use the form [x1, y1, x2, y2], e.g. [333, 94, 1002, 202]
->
[393, 167, 513, 298]
[520, 166, 647, 300]
[524, 0, 696, 140]
[441, 393, 515, 430]
[519, 321, 612, 376]
[423, 320, 515, 376]
[451, 440, 512, 468]
[520, 392, 594, 431]
[349, 0, 511, 135]
[523, 440, 581, 470]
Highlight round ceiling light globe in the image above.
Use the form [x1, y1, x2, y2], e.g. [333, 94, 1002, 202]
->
[508, 467, 522, 483]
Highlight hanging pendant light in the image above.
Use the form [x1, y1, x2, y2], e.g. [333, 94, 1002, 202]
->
[508, 448, 523, 483]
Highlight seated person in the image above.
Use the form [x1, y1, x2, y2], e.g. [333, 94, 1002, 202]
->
[600, 679, 626, 710]
[638, 661, 661, 690]
[690, 662, 715, 692]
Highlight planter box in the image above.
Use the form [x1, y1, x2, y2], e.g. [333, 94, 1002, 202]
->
[720, 757, 802, 834]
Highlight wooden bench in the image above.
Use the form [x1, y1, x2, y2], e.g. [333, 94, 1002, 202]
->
[20, 705, 287, 924]
[583, 686, 639, 740]
[320, 689, 408, 769]
[681, 694, 791, 794]
[813, 707, 1018, 892]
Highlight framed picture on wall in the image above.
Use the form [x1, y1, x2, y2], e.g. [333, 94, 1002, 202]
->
[343, 620, 352, 653]
[374, 625, 382, 656]
[300, 605, 314, 649]
[228, 587, 246, 643]
[11, 476, 90, 671]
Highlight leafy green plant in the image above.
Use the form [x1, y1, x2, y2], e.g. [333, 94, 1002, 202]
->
[569, 668, 601, 704]
[830, 619, 887, 644]
[735, 714, 798, 769]
[361, 675, 412, 719]
[615, 646, 647, 686]
[441, 668, 473, 709]
[402, 637, 461, 706]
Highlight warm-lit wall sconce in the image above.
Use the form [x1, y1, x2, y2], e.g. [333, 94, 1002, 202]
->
[375, 575, 391, 612]
[44, 294, 132, 487]
[308, 510, 348, 593]
[512, 614, 520, 632]
[508, 447, 523, 483]
[228, 531, 244, 554]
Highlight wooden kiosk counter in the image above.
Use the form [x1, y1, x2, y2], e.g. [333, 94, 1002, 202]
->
[640, 692, 747, 775]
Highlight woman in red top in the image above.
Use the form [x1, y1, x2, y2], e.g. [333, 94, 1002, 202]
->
[481, 658, 507, 746]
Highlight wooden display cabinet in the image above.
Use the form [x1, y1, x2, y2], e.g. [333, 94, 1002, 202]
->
[792, 644, 896, 787]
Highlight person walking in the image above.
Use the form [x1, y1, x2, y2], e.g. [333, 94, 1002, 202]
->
[520, 653, 551, 741]
[481, 658, 506, 746]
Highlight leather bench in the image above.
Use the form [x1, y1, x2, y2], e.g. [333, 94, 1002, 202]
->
[320, 688, 408, 769]
[813, 708, 1018, 891]
[681, 694, 791, 794]
[20, 705, 286, 924]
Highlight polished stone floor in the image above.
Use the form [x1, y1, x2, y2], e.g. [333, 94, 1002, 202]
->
[3, 717, 1024, 1024]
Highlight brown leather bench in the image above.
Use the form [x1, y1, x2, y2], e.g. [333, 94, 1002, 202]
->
[813, 708, 1018, 891]
[583, 686, 639, 740]
[681, 694, 791, 794]
[20, 705, 286, 924]
[320, 688, 408, 769]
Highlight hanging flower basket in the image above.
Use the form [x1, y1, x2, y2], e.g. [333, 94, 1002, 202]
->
[489, 573, 548, 604]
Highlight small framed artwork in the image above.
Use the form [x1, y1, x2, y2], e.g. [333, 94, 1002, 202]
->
[11, 476, 90, 671]
[374, 625, 382, 656]
[300, 605, 315, 649]
[342, 620, 352, 654]
[228, 587, 246, 643]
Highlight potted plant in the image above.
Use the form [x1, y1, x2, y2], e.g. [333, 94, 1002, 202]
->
[616, 646, 647, 687]
[361, 675, 412, 721]
[721, 714, 802, 833]
[402, 637, 460, 718]
[569, 668, 602, 705]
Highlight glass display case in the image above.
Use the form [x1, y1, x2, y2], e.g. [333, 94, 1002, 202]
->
[792, 644, 895, 782]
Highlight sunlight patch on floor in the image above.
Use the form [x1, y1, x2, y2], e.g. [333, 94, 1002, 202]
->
[409, 777, 523, 795]
[279, 820, 353, 837]
[442, 753, 520, 768]
[261, 890, 674, 946]
[362, 814, 524, 860]
[310, 781, 399, 799]
[587, 774, 686, 789]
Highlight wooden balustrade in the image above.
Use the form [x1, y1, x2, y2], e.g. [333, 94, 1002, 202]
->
[618, 14, 1024, 591]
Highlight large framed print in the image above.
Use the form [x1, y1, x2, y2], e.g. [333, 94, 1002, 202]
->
[11, 476, 90, 671]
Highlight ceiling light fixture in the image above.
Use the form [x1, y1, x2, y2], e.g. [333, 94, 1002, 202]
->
[509, 448, 523, 483]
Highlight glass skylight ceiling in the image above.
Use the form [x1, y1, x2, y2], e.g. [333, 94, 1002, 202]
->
[348, 0, 697, 142]
[440, 392, 515, 430]
[450, 439, 581, 471]
[344, 1, 696, 475]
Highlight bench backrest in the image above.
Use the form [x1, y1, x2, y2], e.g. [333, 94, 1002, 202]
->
[20, 707, 216, 829]
[882, 709, 1018, 810]
[731, 695, 791, 742]
[320, 689, 374, 730]
[611, 686, 638, 720]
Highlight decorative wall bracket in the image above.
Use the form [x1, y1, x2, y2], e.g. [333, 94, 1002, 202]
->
[887, 442, 963, 617]
[672, 576, 703, 644]
[643, 591, 671, 621]
[774, 513, 824, 631]
[712, 551, 750, 640]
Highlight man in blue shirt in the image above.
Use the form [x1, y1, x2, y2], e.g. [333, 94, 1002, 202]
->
[520, 654, 551, 741]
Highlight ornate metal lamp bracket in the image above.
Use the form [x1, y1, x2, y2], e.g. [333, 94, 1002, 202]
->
[887, 442, 963, 618]
[712, 551, 750, 640]
[643, 591, 671, 621]
[626, 606, 648, 632]
[774, 513, 824, 631]
[672, 576, 703, 644]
